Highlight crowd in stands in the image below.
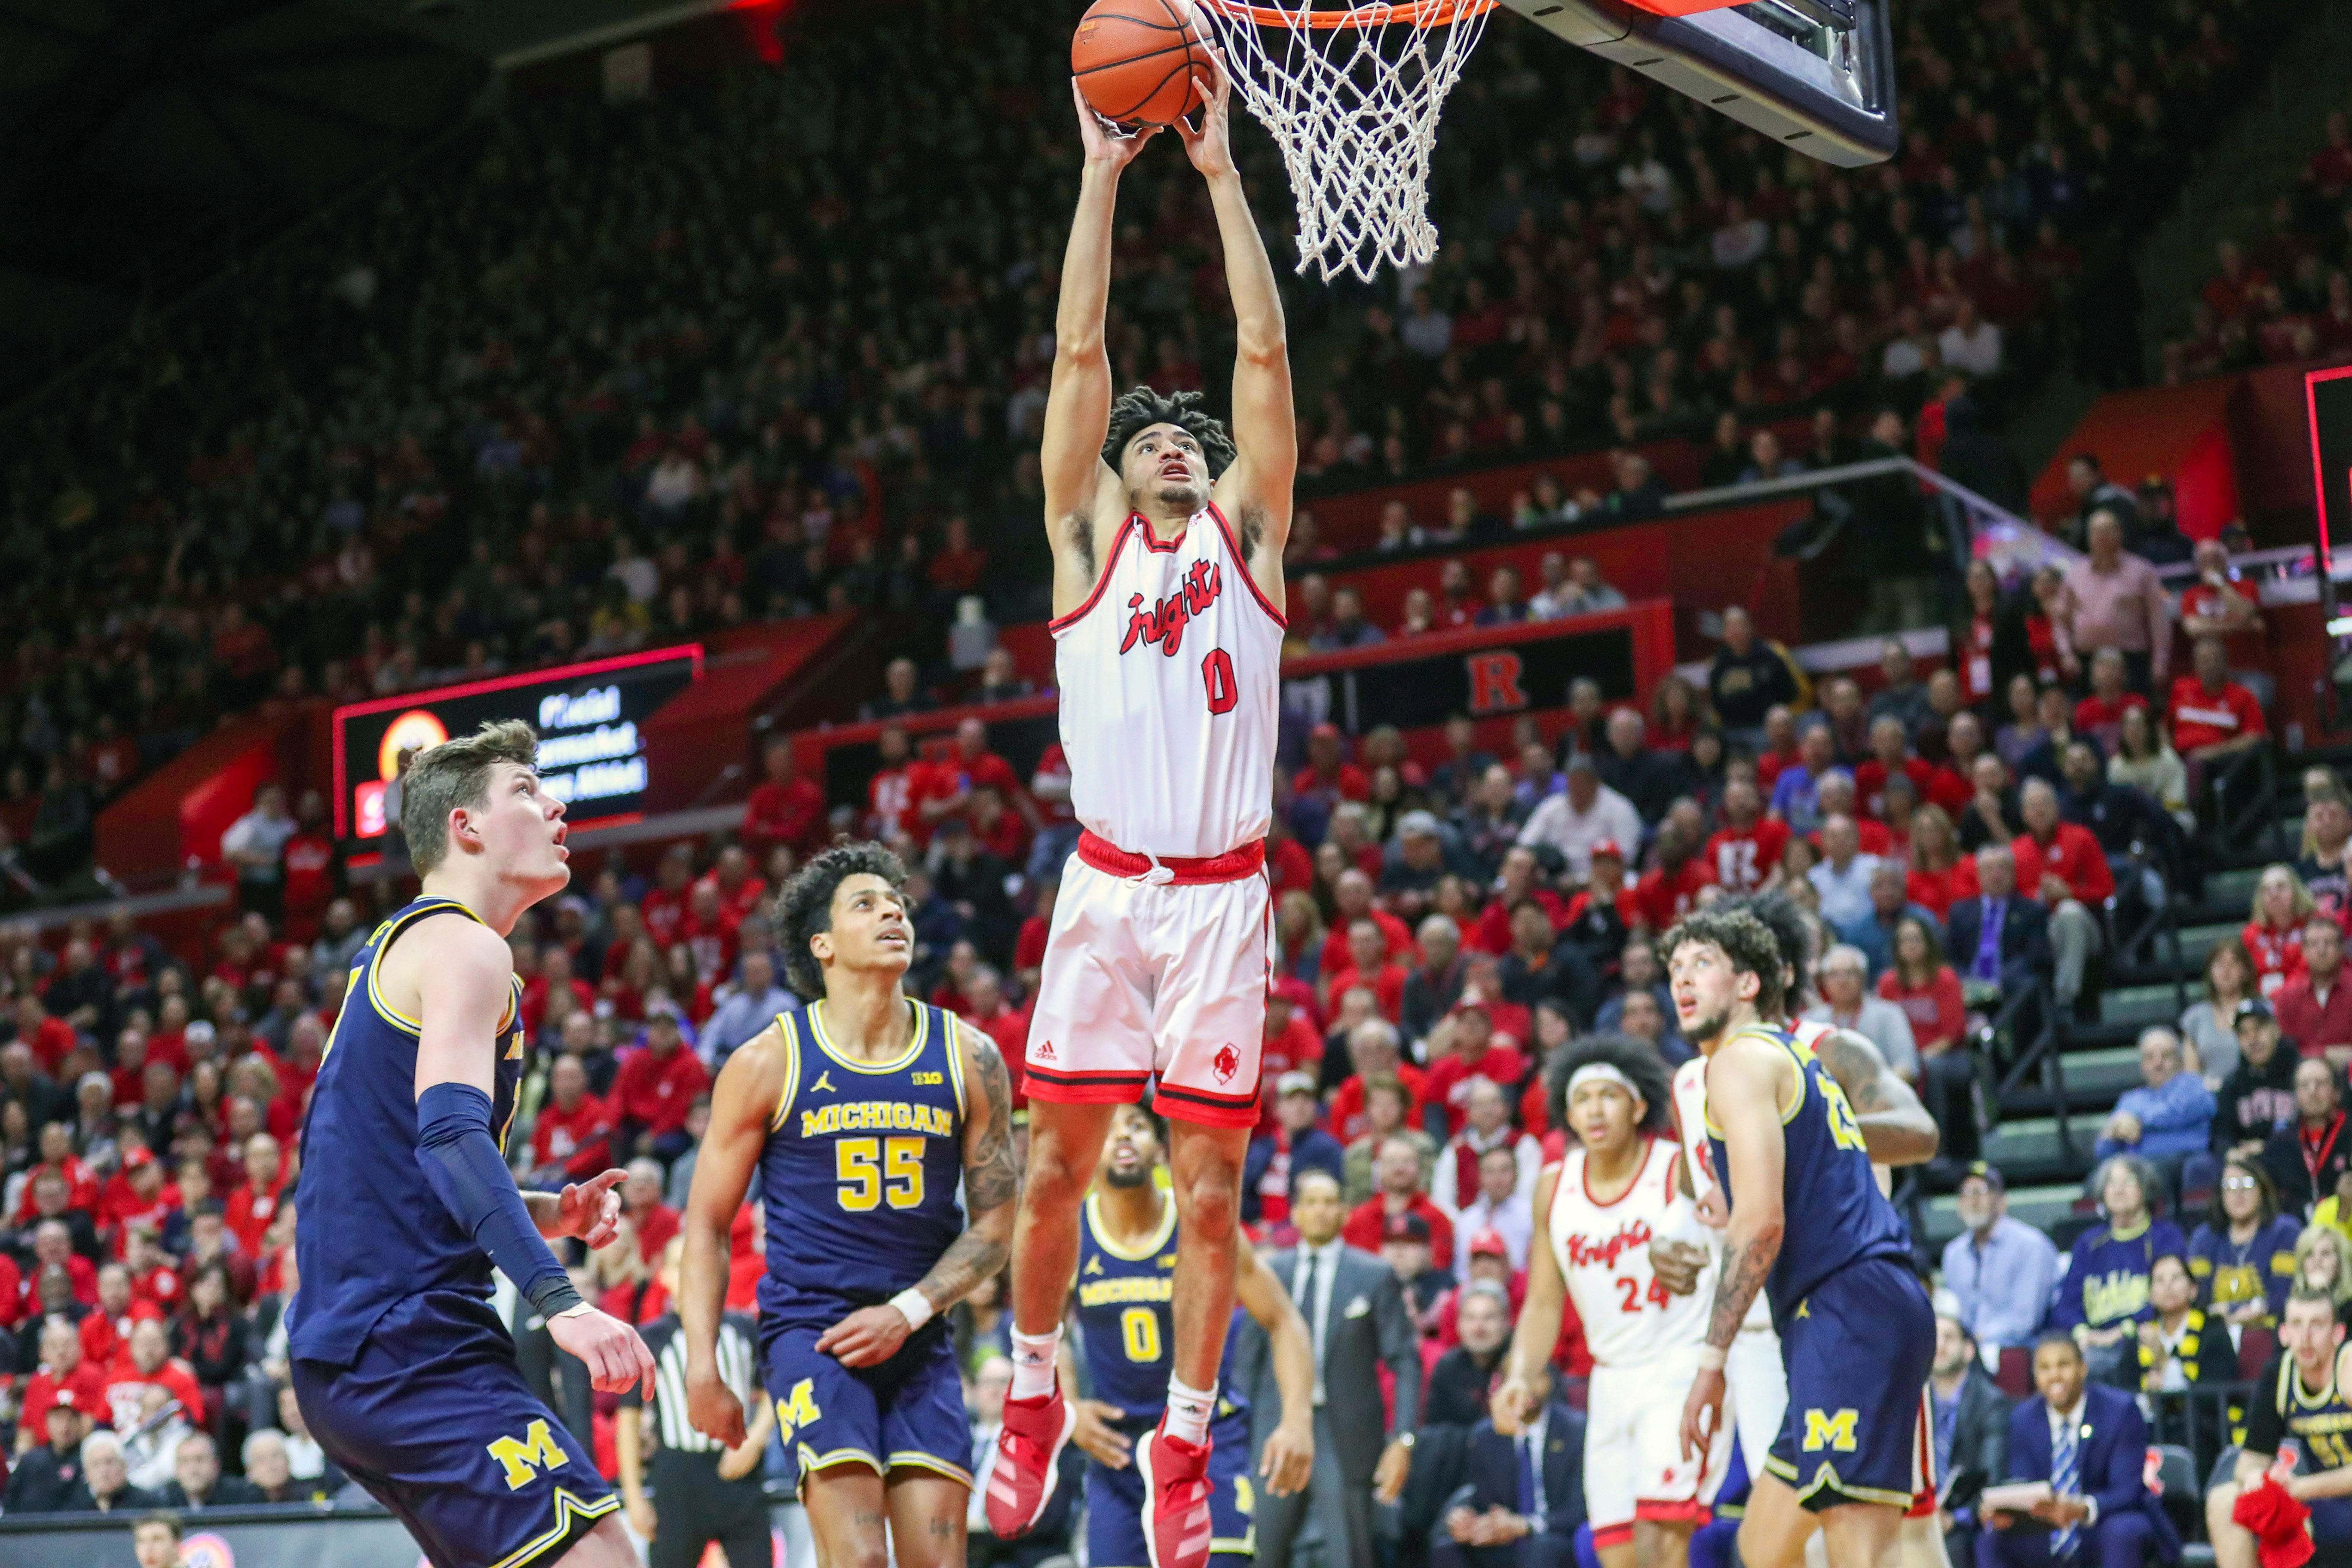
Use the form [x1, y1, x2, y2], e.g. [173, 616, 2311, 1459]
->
[0, 0, 2306, 912]
[2162, 104, 2352, 379]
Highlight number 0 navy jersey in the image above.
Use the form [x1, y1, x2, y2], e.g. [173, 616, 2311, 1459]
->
[1703, 1023, 1911, 1325]
[1075, 1191, 1249, 1429]
[757, 997, 967, 1328]
[289, 897, 531, 1367]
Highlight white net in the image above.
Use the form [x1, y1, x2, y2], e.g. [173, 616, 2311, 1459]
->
[1195, 0, 1497, 285]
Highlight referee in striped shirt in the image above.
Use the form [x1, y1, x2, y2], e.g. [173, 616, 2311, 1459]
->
[619, 1241, 774, 1568]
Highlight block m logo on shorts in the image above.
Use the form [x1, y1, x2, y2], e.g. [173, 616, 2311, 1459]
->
[1465, 652, 1527, 716]
[487, 1418, 570, 1491]
[1801, 1408, 1859, 1453]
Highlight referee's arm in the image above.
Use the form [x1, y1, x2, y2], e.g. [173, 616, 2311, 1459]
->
[680, 1020, 791, 1446]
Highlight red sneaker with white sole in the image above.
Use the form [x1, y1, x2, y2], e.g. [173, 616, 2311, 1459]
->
[1135, 1417, 1215, 1568]
[984, 1387, 1075, 1539]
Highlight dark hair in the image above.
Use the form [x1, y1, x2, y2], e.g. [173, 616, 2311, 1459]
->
[1125, 1095, 1172, 1150]
[1102, 386, 1236, 479]
[135, 1510, 183, 1540]
[775, 842, 909, 998]
[1892, 913, 1945, 980]
[1659, 908, 1786, 1020]
[1717, 894, 1809, 1010]
[1547, 1034, 1675, 1139]
[2034, 1330, 2084, 1364]
[2211, 1151, 2280, 1232]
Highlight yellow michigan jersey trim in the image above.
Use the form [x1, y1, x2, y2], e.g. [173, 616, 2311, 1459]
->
[1700, 1024, 1806, 1139]
[483, 1485, 620, 1568]
[769, 1012, 804, 1131]
[946, 1017, 970, 1120]
[1085, 1191, 1179, 1262]
[363, 897, 505, 1037]
[807, 997, 929, 1074]
[887, 1451, 976, 1488]
[794, 1443, 887, 1495]
[1763, 1454, 1913, 1509]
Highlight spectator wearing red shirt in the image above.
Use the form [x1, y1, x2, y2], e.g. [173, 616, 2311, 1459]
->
[622, 1160, 680, 1267]
[527, 1053, 616, 1183]
[224, 1133, 288, 1258]
[679, 882, 743, 985]
[1260, 989, 1324, 1102]
[1877, 915, 1968, 1059]
[927, 513, 989, 596]
[1341, 1132, 1456, 1265]
[916, 717, 1032, 842]
[743, 735, 829, 861]
[1328, 1017, 1426, 1143]
[25, 1213, 99, 1304]
[2012, 778, 2115, 1012]
[1812, 773, 1895, 857]
[609, 1012, 710, 1161]
[2071, 649, 2150, 757]
[21, 1318, 111, 1438]
[1631, 825, 1715, 934]
[865, 726, 924, 843]
[102, 1316, 208, 1437]
[1752, 705, 1804, 789]
[1704, 778, 1790, 893]
[101, 1147, 178, 1250]
[1470, 846, 1567, 956]
[521, 946, 596, 1037]
[2169, 634, 2268, 767]
[2178, 540, 2268, 676]
[1853, 716, 1969, 821]
[962, 970, 1032, 1109]
[18, 1121, 100, 1221]
[1316, 869, 1415, 980]
[1293, 723, 1370, 809]
[2276, 917, 2352, 1064]
[697, 845, 769, 923]
[1013, 878, 1055, 992]
[79, 1261, 163, 1369]
[1420, 999, 1527, 1140]
[278, 791, 340, 943]
[2245, 864, 2319, 1001]
[13, 994, 80, 1075]
[1322, 916, 1409, 1022]
[638, 845, 696, 950]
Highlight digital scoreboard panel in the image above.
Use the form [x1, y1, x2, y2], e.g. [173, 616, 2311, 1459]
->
[2309, 366, 2352, 723]
[332, 646, 703, 839]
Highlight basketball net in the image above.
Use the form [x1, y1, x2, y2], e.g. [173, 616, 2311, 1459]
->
[1193, 0, 1498, 284]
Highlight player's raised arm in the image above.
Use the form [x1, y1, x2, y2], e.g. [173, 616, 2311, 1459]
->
[1043, 81, 1158, 594]
[679, 1021, 790, 1446]
[1182, 52, 1294, 588]
[1492, 1163, 1567, 1435]
[1678, 1041, 1787, 1460]
[814, 1019, 1020, 1369]
[1811, 1026, 1941, 1168]
[409, 916, 654, 1398]
[1232, 1231, 1315, 1496]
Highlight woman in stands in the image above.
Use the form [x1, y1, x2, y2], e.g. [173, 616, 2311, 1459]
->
[1274, 890, 1326, 990]
[2181, 937, 2258, 1084]
[1904, 804, 1969, 917]
[1878, 915, 1966, 1061]
[1994, 673, 2046, 772]
[2187, 1153, 2298, 1328]
[1648, 673, 1709, 751]
[2110, 705, 2194, 833]
[2244, 864, 2320, 1000]
[2292, 1223, 2352, 1326]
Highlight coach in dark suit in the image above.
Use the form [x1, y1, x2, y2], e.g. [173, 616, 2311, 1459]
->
[1431, 1359, 1586, 1568]
[1946, 847, 2055, 996]
[1240, 1167, 1424, 1568]
[1934, 1314, 2016, 1568]
[1978, 1335, 2178, 1568]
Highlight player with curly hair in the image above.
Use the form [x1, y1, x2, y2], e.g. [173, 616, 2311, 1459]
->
[677, 842, 1020, 1568]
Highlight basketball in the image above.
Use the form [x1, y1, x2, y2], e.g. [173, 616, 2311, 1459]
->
[1072, 0, 1210, 128]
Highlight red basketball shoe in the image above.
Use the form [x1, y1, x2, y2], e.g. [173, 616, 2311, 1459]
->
[1135, 1416, 1215, 1568]
[985, 1386, 1075, 1539]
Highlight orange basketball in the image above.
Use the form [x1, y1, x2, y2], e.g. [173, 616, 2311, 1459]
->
[1072, 0, 1211, 128]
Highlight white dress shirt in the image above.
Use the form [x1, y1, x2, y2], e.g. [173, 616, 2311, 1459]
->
[2045, 1396, 2098, 1525]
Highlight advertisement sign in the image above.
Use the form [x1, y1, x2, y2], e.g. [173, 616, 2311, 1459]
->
[332, 646, 703, 839]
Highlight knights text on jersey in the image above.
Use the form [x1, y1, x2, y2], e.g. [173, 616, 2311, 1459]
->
[1550, 1138, 1713, 1369]
[1050, 503, 1283, 859]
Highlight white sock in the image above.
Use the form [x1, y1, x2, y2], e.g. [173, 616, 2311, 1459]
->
[1010, 1327, 1062, 1401]
[1164, 1375, 1215, 1446]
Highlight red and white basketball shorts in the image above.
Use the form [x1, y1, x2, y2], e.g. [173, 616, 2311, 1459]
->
[1024, 832, 1271, 1129]
[1908, 1384, 1937, 1519]
[1585, 1348, 1733, 1548]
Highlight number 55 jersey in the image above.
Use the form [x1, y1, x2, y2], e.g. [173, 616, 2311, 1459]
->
[756, 998, 975, 1491]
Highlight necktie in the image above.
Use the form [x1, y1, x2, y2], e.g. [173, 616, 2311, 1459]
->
[1973, 900, 2004, 981]
[1518, 1433, 1540, 1518]
[1934, 1398, 1955, 1494]
[2051, 1420, 2080, 1559]
[1297, 1252, 1326, 1399]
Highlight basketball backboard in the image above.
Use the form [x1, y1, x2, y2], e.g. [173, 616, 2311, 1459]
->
[1497, 0, 1897, 166]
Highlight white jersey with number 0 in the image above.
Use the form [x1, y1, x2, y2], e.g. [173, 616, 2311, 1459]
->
[1549, 1137, 1713, 1369]
[1050, 503, 1283, 859]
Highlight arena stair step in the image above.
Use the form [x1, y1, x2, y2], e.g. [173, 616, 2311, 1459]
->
[2101, 983, 2188, 1028]
[1922, 1181, 2083, 1251]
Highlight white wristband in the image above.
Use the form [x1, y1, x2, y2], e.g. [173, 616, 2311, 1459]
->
[889, 1287, 935, 1333]
[1695, 1344, 1728, 1372]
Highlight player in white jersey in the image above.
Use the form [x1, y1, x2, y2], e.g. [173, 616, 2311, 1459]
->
[990, 56, 1305, 1568]
[1497, 1036, 1731, 1568]
[1655, 894, 1947, 1568]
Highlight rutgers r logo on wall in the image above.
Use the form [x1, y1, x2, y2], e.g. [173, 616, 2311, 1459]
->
[1467, 651, 1528, 715]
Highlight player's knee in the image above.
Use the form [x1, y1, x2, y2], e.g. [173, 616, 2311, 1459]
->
[2205, 1482, 2240, 1531]
[1023, 1130, 1096, 1206]
[1171, 1161, 1241, 1240]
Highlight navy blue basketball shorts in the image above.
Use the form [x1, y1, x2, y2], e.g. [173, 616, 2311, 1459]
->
[1763, 1256, 1936, 1513]
[1087, 1407, 1257, 1567]
[762, 1317, 973, 1495]
[291, 1290, 616, 1568]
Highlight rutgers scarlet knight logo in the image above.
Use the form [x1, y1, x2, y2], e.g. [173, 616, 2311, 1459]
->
[1212, 1044, 1240, 1084]
[1466, 651, 1528, 715]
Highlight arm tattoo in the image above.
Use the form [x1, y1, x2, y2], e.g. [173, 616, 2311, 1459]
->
[911, 1027, 1017, 1311]
[1705, 1228, 1781, 1351]
[1815, 1032, 1890, 1114]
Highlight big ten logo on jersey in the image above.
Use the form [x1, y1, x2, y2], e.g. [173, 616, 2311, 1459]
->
[487, 1418, 570, 1490]
[911, 1071, 943, 1086]
[1121, 560, 1225, 658]
[1466, 651, 1528, 716]
[1802, 1408, 1860, 1453]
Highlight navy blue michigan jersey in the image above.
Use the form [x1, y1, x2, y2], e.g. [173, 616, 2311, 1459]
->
[289, 896, 530, 1366]
[757, 996, 968, 1327]
[1703, 1023, 1911, 1326]
[1075, 1191, 1248, 1429]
